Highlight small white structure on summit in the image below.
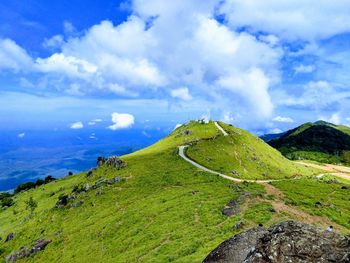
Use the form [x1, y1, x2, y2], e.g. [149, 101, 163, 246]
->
[198, 116, 210, 124]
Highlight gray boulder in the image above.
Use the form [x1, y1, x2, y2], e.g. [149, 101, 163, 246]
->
[203, 227, 267, 263]
[5, 232, 14, 242]
[6, 239, 51, 262]
[105, 156, 126, 169]
[203, 221, 350, 263]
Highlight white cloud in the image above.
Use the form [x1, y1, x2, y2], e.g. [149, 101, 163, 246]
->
[0, 1, 284, 122]
[108, 112, 135, 130]
[70, 121, 84, 129]
[322, 113, 341, 125]
[221, 111, 234, 123]
[17, 132, 25, 138]
[220, 0, 350, 41]
[174, 123, 182, 130]
[0, 38, 33, 72]
[89, 133, 97, 139]
[217, 68, 273, 118]
[43, 35, 64, 49]
[88, 119, 103, 126]
[268, 128, 283, 134]
[171, 87, 192, 101]
[281, 81, 350, 110]
[294, 64, 315, 74]
[273, 116, 294, 123]
[36, 53, 98, 78]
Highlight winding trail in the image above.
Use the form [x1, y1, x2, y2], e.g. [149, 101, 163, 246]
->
[214, 121, 228, 136]
[179, 122, 350, 231]
[297, 161, 350, 181]
[178, 122, 282, 183]
[178, 122, 350, 184]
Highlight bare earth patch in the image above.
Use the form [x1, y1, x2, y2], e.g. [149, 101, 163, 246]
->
[262, 183, 347, 232]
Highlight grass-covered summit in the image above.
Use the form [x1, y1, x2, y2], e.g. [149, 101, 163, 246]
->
[0, 121, 325, 262]
[185, 122, 317, 180]
[268, 120, 350, 164]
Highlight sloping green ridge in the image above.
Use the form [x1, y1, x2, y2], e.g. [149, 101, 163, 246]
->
[268, 121, 350, 164]
[186, 122, 318, 179]
[0, 121, 316, 262]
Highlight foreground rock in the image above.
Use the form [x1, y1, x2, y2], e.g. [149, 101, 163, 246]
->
[97, 156, 126, 169]
[203, 221, 350, 263]
[203, 226, 267, 263]
[6, 239, 51, 262]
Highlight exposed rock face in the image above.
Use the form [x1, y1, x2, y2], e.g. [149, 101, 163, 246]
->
[203, 221, 350, 263]
[203, 227, 267, 263]
[6, 239, 51, 262]
[106, 156, 126, 169]
[222, 193, 249, 217]
[97, 156, 126, 169]
[5, 233, 14, 242]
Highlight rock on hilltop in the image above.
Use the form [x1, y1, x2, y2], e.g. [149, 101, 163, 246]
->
[204, 221, 350, 263]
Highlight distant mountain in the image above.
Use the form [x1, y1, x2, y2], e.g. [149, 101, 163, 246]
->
[260, 132, 285, 142]
[268, 121, 350, 164]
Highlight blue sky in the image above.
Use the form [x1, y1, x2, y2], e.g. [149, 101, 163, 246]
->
[1, 0, 350, 134]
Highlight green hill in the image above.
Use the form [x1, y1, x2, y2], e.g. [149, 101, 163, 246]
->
[185, 122, 317, 180]
[0, 121, 338, 262]
[268, 121, 350, 164]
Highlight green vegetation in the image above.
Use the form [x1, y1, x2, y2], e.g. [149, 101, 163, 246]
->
[272, 178, 350, 228]
[0, 193, 14, 208]
[186, 122, 319, 179]
[14, 176, 56, 194]
[0, 121, 270, 262]
[0, 120, 346, 262]
[269, 121, 350, 165]
[243, 202, 274, 225]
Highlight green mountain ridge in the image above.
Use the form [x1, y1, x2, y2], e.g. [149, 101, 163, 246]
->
[0, 121, 348, 262]
[268, 121, 350, 164]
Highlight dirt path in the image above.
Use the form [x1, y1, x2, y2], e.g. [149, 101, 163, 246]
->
[214, 121, 228, 136]
[263, 183, 347, 232]
[179, 145, 284, 183]
[296, 161, 350, 181]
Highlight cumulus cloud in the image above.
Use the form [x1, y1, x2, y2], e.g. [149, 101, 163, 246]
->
[174, 123, 182, 130]
[17, 132, 25, 138]
[70, 121, 84, 129]
[294, 64, 315, 74]
[217, 68, 273, 118]
[108, 112, 135, 130]
[281, 81, 350, 111]
[7, 0, 350, 126]
[43, 35, 64, 49]
[328, 113, 341, 125]
[0, 38, 32, 72]
[88, 118, 103, 126]
[171, 87, 192, 101]
[0, 1, 283, 122]
[268, 128, 283, 134]
[220, 0, 350, 41]
[273, 116, 294, 123]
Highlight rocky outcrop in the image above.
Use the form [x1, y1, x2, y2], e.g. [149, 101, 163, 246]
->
[204, 226, 267, 263]
[203, 221, 350, 263]
[6, 239, 51, 262]
[97, 156, 126, 169]
[5, 233, 14, 242]
[222, 193, 249, 217]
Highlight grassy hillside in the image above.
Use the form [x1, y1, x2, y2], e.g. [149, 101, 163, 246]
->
[186, 122, 318, 180]
[0, 121, 336, 262]
[272, 178, 350, 228]
[0, 121, 267, 262]
[268, 121, 350, 165]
